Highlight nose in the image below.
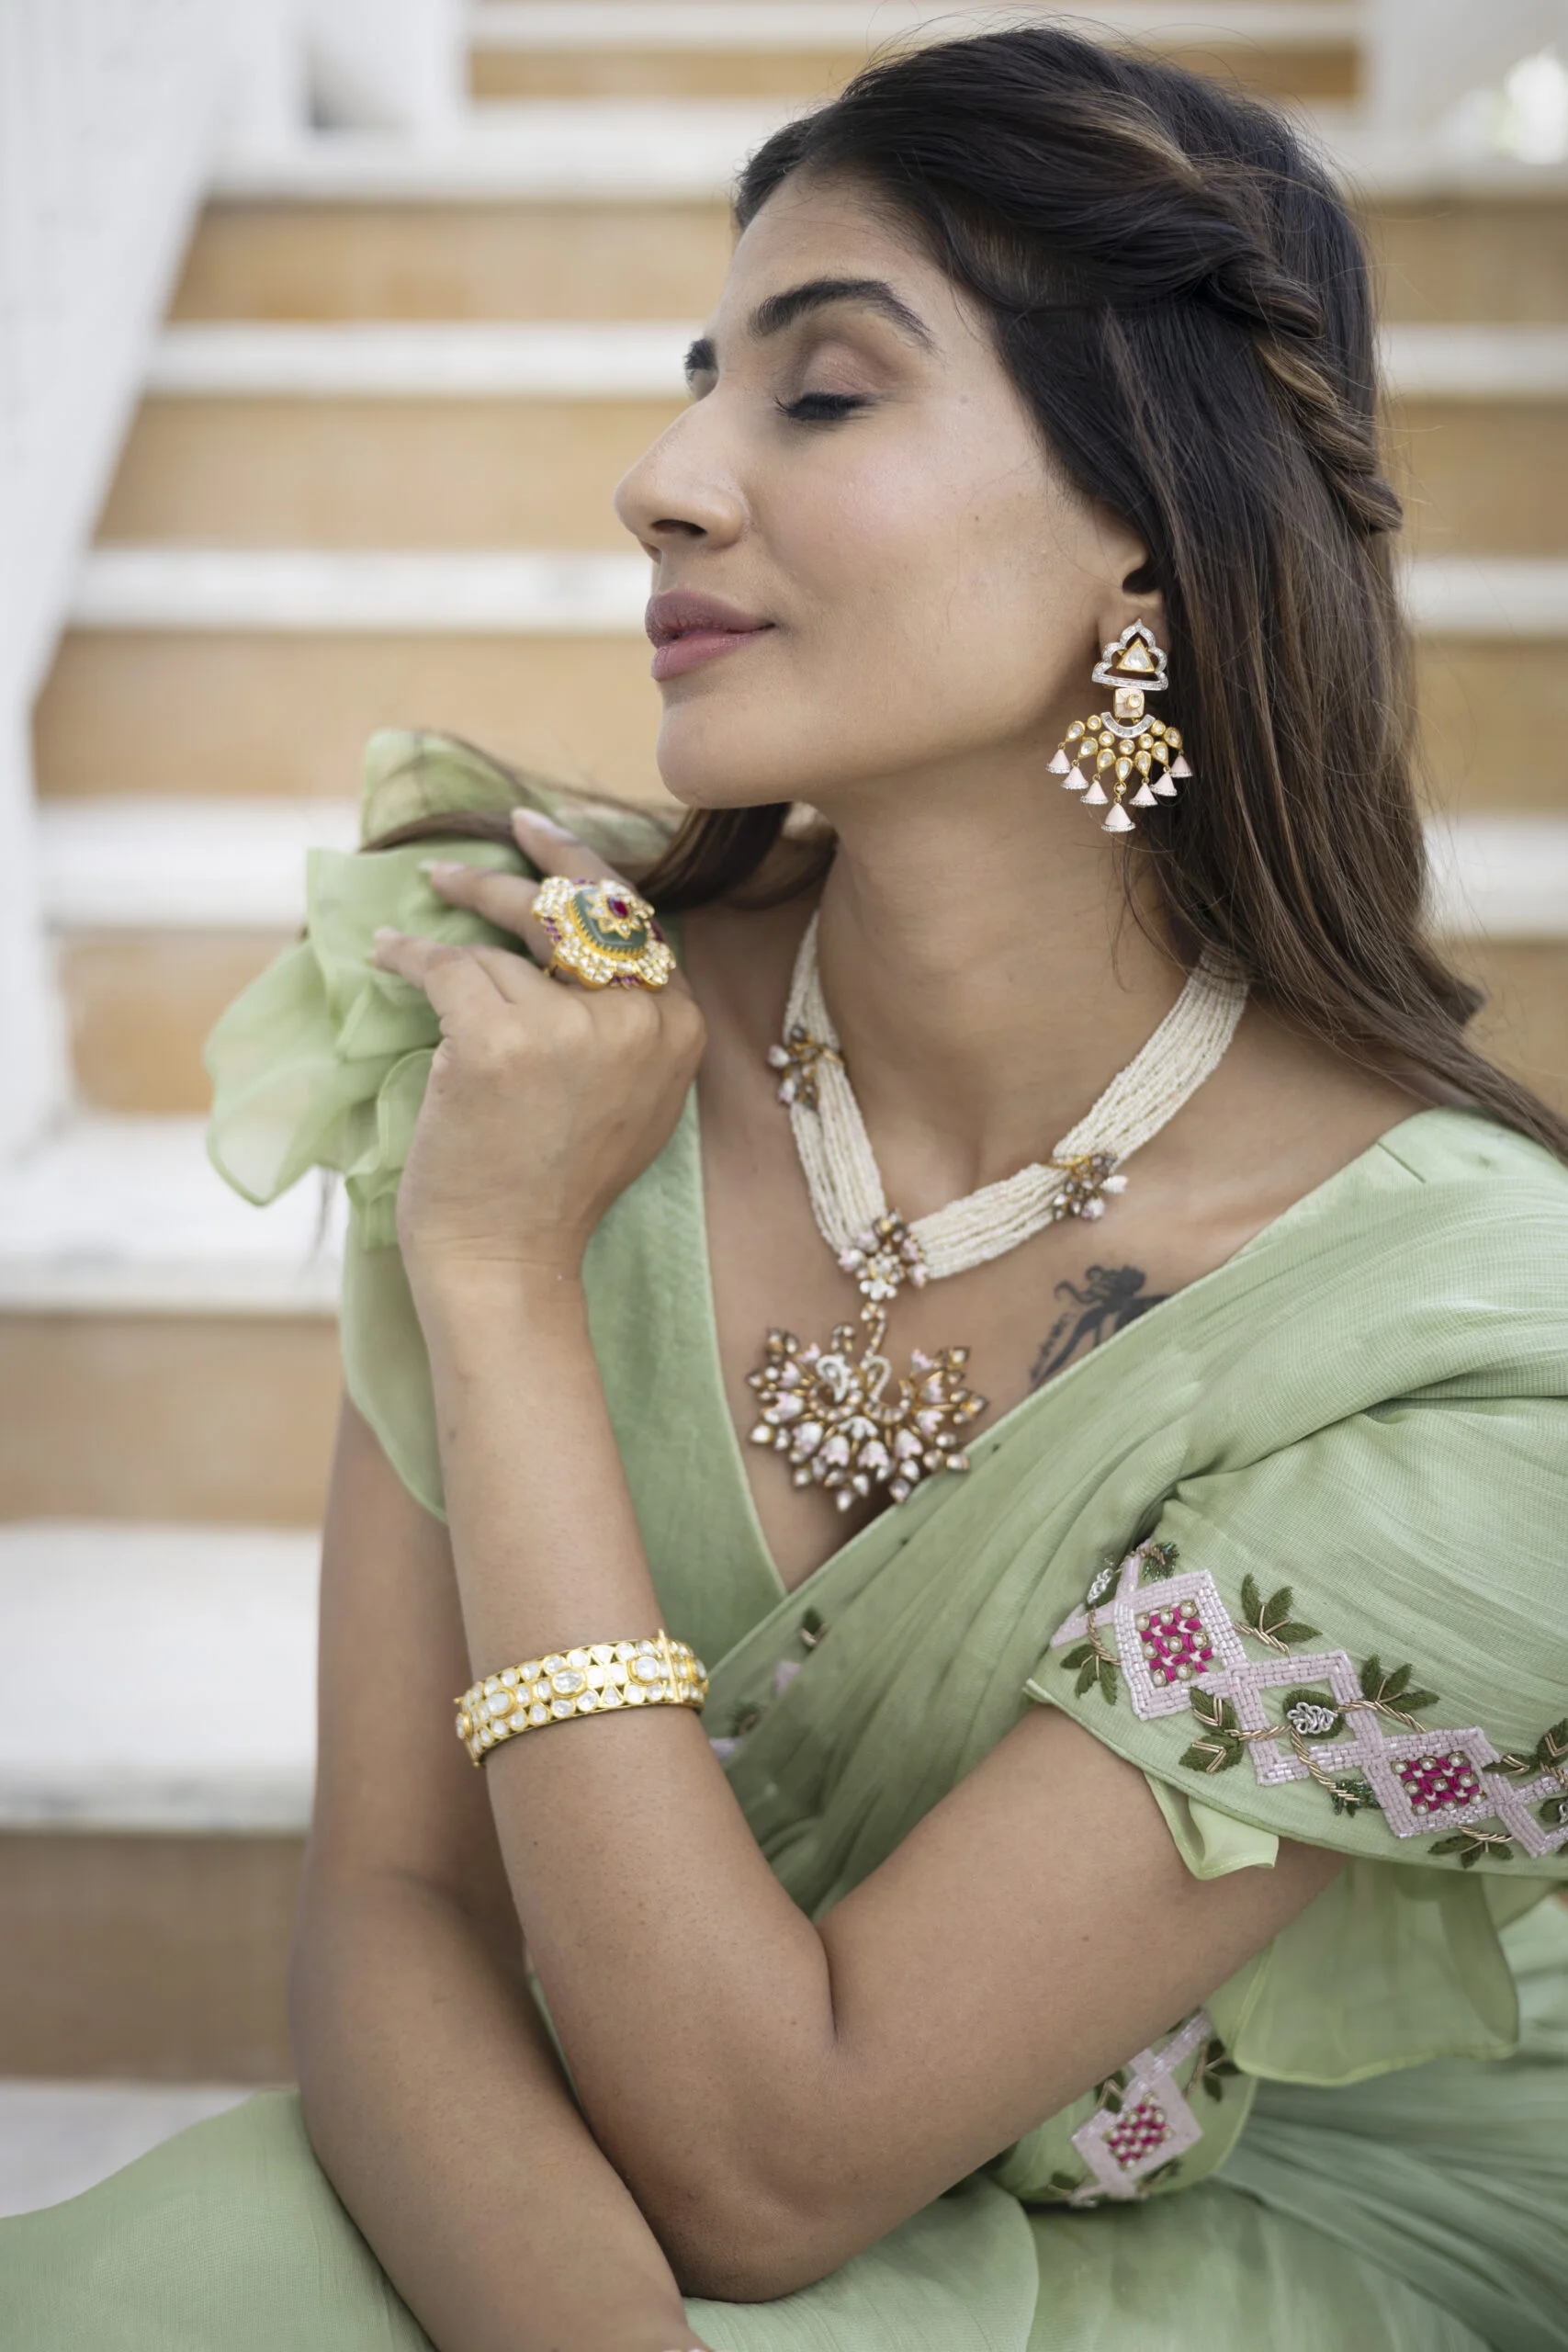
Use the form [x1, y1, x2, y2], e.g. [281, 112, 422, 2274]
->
[614, 404, 748, 560]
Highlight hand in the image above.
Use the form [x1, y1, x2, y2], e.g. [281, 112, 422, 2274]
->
[367, 808, 705, 1298]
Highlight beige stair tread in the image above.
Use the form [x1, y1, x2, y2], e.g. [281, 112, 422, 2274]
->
[0, 1522, 317, 1832]
[0, 1116, 341, 1314]
[0, 2081, 255, 2218]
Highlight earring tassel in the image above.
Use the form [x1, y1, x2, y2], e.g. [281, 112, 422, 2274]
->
[1063, 765, 1089, 792]
[1130, 781, 1158, 808]
[1048, 748, 1071, 774]
[1102, 803, 1136, 833]
[1170, 754, 1192, 777]
[1082, 776, 1109, 806]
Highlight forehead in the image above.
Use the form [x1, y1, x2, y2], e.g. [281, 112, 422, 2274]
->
[714, 173, 970, 343]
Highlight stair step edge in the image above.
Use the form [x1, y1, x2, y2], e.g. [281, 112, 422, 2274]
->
[0, 1522, 317, 1834]
[66, 549, 1568, 637]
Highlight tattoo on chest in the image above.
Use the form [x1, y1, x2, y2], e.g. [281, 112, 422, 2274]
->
[1030, 1264, 1170, 1388]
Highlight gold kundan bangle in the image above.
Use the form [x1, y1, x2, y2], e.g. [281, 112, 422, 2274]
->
[457, 1632, 707, 1765]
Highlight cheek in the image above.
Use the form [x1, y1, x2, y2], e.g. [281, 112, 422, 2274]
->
[788, 439, 1076, 691]
[652, 434, 1088, 806]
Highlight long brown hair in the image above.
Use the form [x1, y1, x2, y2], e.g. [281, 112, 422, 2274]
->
[618, 24, 1564, 1160]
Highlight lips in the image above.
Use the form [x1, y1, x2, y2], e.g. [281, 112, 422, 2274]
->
[646, 589, 773, 682]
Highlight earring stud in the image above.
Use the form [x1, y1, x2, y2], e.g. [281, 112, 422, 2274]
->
[1049, 620, 1191, 833]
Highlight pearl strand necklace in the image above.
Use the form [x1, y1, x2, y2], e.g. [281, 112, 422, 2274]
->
[748, 915, 1247, 1511]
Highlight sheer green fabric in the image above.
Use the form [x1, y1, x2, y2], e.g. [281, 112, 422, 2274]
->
[14, 730, 1563, 2346]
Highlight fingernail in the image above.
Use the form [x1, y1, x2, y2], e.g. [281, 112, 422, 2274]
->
[513, 806, 568, 835]
[372, 926, 403, 943]
[418, 859, 465, 879]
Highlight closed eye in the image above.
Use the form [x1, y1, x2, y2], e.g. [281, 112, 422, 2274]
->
[777, 391, 874, 424]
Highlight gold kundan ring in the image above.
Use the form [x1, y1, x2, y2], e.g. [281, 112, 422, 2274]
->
[534, 876, 675, 991]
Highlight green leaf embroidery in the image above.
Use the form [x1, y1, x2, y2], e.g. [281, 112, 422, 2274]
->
[728, 1705, 763, 1739]
[1139, 1541, 1179, 1581]
[1179, 1689, 1246, 1773]
[1137, 2157, 1183, 2195]
[1062, 1640, 1118, 1705]
[1192, 2037, 1240, 2102]
[1092, 2067, 1129, 2116]
[1240, 1577, 1320, 1652]
[1327, 1773, 1378, 1817]
[1498, 1718, 1568, 1780]
[1430, 1828, 1516, 1867]
[1359, 1655, 1439, 1717]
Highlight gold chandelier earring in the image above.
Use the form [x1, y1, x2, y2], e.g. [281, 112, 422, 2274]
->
[1049, 619, 1190, 833]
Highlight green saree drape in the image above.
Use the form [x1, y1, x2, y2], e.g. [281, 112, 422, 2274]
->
[6, 734, 1565, 2350]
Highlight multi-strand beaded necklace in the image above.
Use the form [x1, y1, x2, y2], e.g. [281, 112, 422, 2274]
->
[747, 913, 1247, 1511]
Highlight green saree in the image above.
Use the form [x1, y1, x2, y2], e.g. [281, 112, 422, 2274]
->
[6, 734, 1566, 2351]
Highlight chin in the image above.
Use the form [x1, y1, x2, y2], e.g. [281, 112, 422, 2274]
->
[654, 705, 826, 812]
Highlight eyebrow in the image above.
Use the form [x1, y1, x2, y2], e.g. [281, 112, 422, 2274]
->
[682, 277, 936, 381]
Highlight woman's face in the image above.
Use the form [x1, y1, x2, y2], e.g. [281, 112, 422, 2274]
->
[614, 172, 1146, 814]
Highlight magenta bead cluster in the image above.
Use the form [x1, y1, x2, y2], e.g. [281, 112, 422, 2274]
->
[1106, 2098, 1173, 2170]
[1134, 1601, 1215, 1688]
[1393, 1750, 1483, 1814]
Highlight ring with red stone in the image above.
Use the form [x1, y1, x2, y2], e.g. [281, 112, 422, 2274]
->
[533, 876, 675, 990]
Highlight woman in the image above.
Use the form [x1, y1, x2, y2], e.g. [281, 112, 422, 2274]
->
[7, 27, 1566, 2351]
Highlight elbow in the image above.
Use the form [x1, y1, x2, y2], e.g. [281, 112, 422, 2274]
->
[631, 2153, 856, 2304]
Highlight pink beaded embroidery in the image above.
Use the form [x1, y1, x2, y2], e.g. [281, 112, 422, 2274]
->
[1106, 2098, 1172, 2167]
[1067, 2009, 1213, 2201]
[1393, 1751, 1483, 1815]
[1135, 1600, 1214, 1686]
[1048, 1541, 1568, 1864]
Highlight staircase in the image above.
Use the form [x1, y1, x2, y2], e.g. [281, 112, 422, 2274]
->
[3, 0, 1566, 2201]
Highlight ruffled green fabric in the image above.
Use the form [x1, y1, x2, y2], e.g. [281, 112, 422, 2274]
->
[205, 729, 675, 1250]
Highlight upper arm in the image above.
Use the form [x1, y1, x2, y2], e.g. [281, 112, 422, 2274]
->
[781, 1706, 1338, 2247]
[305, 1390, 516, 1950]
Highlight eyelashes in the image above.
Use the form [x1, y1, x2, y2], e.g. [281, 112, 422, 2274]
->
[777, 391, 874, 424]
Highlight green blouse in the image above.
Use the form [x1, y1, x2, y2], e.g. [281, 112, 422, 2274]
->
[207, 730, 1568, 2217]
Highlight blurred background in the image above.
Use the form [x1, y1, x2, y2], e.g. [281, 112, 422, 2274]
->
[1, 0, 1565, 2214]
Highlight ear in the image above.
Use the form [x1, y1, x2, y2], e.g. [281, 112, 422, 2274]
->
[1101, 549, 1168, 660]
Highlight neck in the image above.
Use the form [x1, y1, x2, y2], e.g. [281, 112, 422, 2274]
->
[812, 753, 1187, 1202]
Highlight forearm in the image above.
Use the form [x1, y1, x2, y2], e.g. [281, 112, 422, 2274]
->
[422, 1276, 843, 2276]
[290, 1863, 697, 2350]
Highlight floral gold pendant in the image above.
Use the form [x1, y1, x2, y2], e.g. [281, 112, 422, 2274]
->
[746, 1216, 988, 1511]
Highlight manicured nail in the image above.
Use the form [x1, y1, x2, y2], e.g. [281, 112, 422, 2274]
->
[418, 859, 465, 879]
[513, 806, 569, 835]
[372, 926, 404, 944]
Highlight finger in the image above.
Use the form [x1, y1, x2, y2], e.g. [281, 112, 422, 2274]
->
[419, 857, 544, 946]
[420, 859, 560, 976]
[509, 805, 630, 891]
[370, 929, 542, 1015]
